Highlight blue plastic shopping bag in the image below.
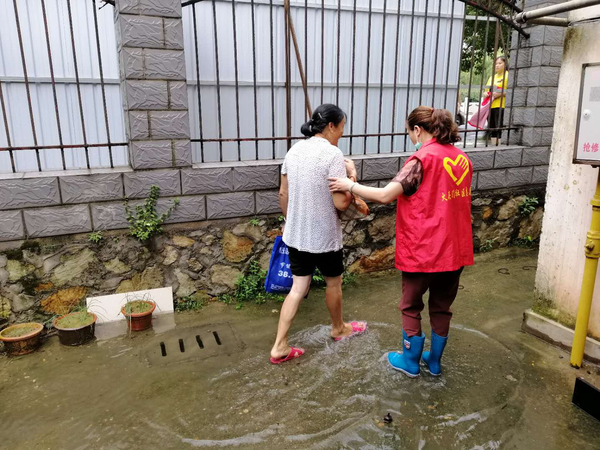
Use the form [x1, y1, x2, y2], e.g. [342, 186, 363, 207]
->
[264, 236, 293, 294]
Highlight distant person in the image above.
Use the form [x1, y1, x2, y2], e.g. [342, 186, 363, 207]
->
[486, 56, 509, 146]
[328, 106, 474, 377]
[270, 104, 367, 364]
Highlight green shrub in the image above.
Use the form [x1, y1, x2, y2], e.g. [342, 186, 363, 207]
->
[479, 239, 495, 253]
[220, 261, 283, 307]
[175, 295, 205, 312]
[88, 231, 103, 244]
[311, 269, 357, 287]
[124, 185, 179, 242]
[221, 263, 358, 309]
[511, 235, 538, 248]
[519, 196, 539, 216]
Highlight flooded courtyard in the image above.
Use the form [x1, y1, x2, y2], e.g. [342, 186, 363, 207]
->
[1, 248, 599, 449]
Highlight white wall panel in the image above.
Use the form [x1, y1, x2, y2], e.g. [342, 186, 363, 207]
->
[183, 0, 464, 162]
[0, 0, 126, 174]
[1, 0, 466, 172]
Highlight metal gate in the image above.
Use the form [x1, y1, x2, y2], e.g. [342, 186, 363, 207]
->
[0, 0, 126, 174]
[0, 0, 530, 173]
[182, 0, 528, 163]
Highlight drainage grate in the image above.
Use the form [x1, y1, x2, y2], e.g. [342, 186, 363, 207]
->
[143, 323, 243, 366]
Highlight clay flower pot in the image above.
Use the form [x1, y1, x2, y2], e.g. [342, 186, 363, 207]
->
[121, 300, 156, 331]
[53, 312, 97, 346]
[0, 322, 44, 356]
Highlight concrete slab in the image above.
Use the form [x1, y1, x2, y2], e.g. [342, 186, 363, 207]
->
[87, 286, 174, 324]
[522, 309, 600, 364]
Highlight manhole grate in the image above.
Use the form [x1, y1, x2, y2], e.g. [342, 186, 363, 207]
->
[143, 323, 243, 366]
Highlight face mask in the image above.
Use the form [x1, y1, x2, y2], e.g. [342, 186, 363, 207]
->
[415, 141, 422, 151]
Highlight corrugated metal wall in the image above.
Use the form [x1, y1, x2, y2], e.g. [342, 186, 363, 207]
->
[0, 0, 466, 172]
[0, 0, 126, 174]
[183, 0, 465, 162]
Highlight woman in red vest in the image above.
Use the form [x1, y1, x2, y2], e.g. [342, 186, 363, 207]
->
[328, 106, 474, 378]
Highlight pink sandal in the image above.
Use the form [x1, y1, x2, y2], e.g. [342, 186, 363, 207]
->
[333, 321, 367, 341]
[270, 346, 305, 365]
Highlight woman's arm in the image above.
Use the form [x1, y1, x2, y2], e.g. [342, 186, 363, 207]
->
[330, 156, 354, 211]
[328, 177, 403, 205]
[332, 191, 352, 211]
[279, 175, 289, 217]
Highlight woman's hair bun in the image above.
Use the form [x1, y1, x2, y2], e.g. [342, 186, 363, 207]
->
[300, 119, 316, 137]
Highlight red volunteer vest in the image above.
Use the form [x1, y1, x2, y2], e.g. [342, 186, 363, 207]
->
[395, 139, 474, 273]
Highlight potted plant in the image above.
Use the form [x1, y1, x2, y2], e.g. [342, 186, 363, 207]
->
[0, 322, 44, 356]
[121, 293, 156, 332]
[53, 309, 97, 346]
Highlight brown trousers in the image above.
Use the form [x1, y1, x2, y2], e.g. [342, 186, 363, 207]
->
[400, 268, 464, 337]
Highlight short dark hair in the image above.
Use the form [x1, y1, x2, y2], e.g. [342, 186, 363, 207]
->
[300, 104, 346, 137]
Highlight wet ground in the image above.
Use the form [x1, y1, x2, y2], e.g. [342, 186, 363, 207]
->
[1, 248, 599, 449]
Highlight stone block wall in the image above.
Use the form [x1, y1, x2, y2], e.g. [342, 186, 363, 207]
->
[0, 147, 549, 242]
[115, 0, 192, 170]
[0, 0, 553, 324]
[507, 0, 565, 150]
[0, 181, 545, 324]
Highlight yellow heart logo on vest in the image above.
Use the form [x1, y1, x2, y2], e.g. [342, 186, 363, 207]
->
[443, 155, 470, 186]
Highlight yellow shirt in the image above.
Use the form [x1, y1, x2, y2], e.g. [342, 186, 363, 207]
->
[487, 71, 509, 109]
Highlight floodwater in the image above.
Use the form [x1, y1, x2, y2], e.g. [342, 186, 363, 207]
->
[1, 248, 599, 449]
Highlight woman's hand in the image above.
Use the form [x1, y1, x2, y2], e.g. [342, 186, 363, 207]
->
[492, 92, 502, 100]
[328, 177, 354, 193]
[344, 158, 358, 180]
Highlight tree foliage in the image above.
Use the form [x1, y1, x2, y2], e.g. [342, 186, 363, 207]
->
[461, 1, 515, 74]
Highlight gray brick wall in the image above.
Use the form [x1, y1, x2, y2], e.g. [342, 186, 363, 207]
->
[0, 148, 548, 242]
[507, 2, 564, 152]
[0, 0, 555, 243]
[24, 205, 92, 238]
[60, 173, 125, 204]
[116, 0, 191, 171]
[0, 177, 61, 210]
[359, 156, 400, 181]
[0, 210, 25, 241]
[207, 192, 255, 220]
[124, 169, 181, 199]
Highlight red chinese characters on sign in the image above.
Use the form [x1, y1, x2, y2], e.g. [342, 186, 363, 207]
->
[583, 143, 600, 153]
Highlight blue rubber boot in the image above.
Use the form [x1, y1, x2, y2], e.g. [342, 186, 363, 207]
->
[421, 331, 448, 377]
[387, 331, 425, 378]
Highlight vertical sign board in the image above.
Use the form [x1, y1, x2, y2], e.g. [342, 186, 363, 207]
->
[574, 63, 600, 165]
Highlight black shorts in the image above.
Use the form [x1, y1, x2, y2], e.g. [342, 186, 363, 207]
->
[288, 247, 344, 278]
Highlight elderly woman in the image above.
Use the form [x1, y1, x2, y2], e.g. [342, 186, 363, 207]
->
[329, 106, 474, 378]
[270, 104, 367, 365]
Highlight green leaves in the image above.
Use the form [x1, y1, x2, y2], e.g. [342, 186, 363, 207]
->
[519, 197, 539, 217]
[219, 261, 283, 308]
[124, 185, 179, 242]
[88, 231, 103, 244]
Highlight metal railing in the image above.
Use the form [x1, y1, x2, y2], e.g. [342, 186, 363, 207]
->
[0, 0, 126, 174]
[183, 0, 528, 163]
[0, 0, 531, 172]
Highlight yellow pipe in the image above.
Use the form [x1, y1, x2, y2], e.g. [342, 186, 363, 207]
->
[571, 170, 600, 368]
